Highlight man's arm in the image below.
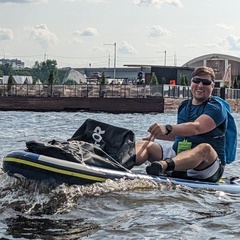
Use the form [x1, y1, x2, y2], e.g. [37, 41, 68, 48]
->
[148, 114, 216, 139]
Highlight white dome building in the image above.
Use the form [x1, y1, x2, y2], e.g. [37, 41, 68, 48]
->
[183, 53, 240, 87]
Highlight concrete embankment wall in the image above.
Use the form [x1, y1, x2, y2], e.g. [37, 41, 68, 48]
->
[0, 96, 238, 113]
[0, 96, 164, 113]
[164, 98, 240, 112]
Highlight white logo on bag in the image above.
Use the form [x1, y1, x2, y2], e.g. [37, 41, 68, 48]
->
[92, 126, 105, 146]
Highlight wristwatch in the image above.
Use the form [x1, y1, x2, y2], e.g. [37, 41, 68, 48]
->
[165, 125, 172, 135]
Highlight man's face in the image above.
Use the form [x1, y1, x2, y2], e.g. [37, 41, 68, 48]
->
[190, 74, 214, 102]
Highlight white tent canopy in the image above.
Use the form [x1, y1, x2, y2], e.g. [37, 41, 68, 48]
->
[3, 75, 33, 84]
[222, 64, 232, 88]
[63, 69, 87, 84]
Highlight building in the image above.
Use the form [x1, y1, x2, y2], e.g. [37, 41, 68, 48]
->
[3, 75, 33, 84]
[0, 58, 25, 69]
[62, 69, 87, 84]
[76, 67, 151, 84]
[124, 53, 240, 87]
[183, 53, 240, 87]
[150, 66, 193, 85]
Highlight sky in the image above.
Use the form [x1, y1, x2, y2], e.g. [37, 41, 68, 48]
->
[1, 0, 240, 69]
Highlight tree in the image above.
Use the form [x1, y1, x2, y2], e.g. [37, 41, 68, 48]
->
[99, 72, 107, 97]
[64, 79, 76, 85]
[57, 68, 69, 84]
[47, 69, 57, 97]
[161, 77, 166, 84]
[8, 74, 15, 84]
[31, 59, 59, 84]
[150, 72, 160, 95]
[7, 74, 15, 95]
[0, 63, 13, 76]
[12, 69, 32, 77]
[150, 72, 159, 85]
[184, 75, 189, 86]
[233, 77, 238, 89]
[48, 69, 57, 85]
[100, 72, 108, 85]
[180, 73, 185, 85]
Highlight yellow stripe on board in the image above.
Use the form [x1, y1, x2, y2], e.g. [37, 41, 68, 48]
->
[4, 157, 106, 182]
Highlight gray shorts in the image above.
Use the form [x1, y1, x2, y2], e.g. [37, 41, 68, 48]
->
[159, 143, 223, 181]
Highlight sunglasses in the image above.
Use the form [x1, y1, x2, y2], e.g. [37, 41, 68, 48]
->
[191, 78, 213, 86]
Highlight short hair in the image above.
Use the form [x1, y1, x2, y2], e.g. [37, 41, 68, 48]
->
[192, 66, 215, 80]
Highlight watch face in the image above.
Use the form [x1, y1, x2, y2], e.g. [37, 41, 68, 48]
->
[166, 125, 172, 134]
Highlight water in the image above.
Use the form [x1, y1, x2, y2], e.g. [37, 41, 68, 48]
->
[1, 111, 240, 240]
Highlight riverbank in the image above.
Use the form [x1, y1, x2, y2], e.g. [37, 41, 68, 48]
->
[164, 98, 240, 112]
[0, 95, 238, 113]
[0, 96, 164, 113]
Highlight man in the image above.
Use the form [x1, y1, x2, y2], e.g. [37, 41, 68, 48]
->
[135, 66, 227, 182]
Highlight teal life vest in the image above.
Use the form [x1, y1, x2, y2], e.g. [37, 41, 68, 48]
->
[213, 96, 237, 164]
[178, 96, 237, 164]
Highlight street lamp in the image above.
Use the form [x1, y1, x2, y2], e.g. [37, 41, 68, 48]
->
[164, 50, 166, 66]
[44, 51, 47, 62]
[157, 50, 166, 66]
[104, 43, 117, 80]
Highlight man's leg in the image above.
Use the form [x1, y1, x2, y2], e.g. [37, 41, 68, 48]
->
[148, 143, 218, 174]
[135, 140, 163, 166]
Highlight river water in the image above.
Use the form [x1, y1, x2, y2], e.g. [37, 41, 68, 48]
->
[1, 111, 240, 240]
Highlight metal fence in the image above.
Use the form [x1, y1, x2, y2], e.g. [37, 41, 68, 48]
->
[0, 84, 239, 99]
[162, 85, 240, 100]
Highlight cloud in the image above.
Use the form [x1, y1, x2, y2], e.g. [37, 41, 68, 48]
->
[217, 35, 240, 51]
[93, 46, 105, 52]
[63, 0, 109, 3]
[133, 0, 183, 7]
[184, 43, 220, 50]
[215, 23, 234, 31]
[26, 24, 58, 49]
[71, 37, 83, 44]
[73, 28, 98, 37]
[225, 34, 240, 51]
[148, 25, 171, 37]
[86, 0, 109, 3]
[184, 43, 199, 49]
[118, 41, 138, 54]
[204, 43, 219, 49]
[0, 0, 47, 4]
[0, 28, 13, 40]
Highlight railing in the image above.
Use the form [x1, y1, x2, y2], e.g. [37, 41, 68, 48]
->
[0, 84, 239, 99]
